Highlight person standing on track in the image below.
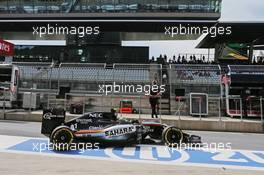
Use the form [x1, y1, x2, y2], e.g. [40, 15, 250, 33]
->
[149, 80, 161, 118]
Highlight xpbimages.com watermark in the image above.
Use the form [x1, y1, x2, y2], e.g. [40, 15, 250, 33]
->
[31, 141, 232, 153]
[32, 24, 100, 38]
[166, 142, 232, 152]
[164, 24, 232, 38]
[98, 82, 166, 95]
[32, 141, 100, 153]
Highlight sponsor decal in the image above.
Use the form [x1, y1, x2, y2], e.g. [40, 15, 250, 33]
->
[89, 126, 103, 130]
[76, 118, 93, 124]
[105, 126, 134, 137]
[88, 113, 103, 118]
[0, 39, 14, 56]
[43, 113, 64, 120]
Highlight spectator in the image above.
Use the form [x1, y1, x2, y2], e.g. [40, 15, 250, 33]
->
[182, 55, 187, 64]
[151, 56, 155, 62]
[202, 55, 205, 62]
[178, 55, 181, 63]
[177, 56, 181, 64]
[164, 55, 167, 63]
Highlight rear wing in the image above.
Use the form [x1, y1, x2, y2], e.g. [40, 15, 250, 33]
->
[41, 108, 65, 135]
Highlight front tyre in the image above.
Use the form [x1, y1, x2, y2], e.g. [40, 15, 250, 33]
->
[162, 126, 183, 147]
[50, 127, 74, 151]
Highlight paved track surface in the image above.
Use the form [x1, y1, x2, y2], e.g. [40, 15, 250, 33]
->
[0, 120, 263, 175]
[1, 152, 263, 175]
[0, 120, 263, 150]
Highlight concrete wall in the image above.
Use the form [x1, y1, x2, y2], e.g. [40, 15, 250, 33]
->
[163, 119, 264, 133]
[2, 111, 263, 133]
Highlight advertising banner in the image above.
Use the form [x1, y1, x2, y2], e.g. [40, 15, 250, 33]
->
[0, 39, 14, 56]
[218, 43, 248, 61]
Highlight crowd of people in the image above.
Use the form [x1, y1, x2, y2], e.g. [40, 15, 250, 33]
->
[252, 56, 264, 65]
[150, 54, 216, 65]
[150, 54, 264, 65]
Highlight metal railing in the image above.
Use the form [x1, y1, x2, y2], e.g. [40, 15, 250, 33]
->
[1, 89, 263, 125]
[17, 63, 223, 93]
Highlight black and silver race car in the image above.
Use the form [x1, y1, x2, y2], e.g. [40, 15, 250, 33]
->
[41, 108, 201, 150]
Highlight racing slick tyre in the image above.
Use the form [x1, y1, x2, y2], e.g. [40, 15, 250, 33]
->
[50, 127, 74, 151]
[162, 126, 183, 147]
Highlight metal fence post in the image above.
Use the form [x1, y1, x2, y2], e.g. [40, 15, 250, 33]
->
[120, 95, 123, 118]
[159, 95, 162, 122]
[178, 97, 182, 129]
[3, 89, 6, 120]
[199, 97, 202, 121]
[139, 96, 141, 121]
[29, 89, 32, 114]
[47, 93, 50, 109]
[82, 94, 85, 114]
[178, 97, 181, 121]
[160, 65, 162, 120]
[219, 97, 222, 121]
[101, 94, 103, 112]
[111, 94, 113, 111]
[240, 98, 243, 122]
[64, 93, 67, 111]
[260, 97, 263, 124]
[112, 64, 115, 112]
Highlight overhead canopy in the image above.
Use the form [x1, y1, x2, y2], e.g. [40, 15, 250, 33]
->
[196, 22, 264, 49]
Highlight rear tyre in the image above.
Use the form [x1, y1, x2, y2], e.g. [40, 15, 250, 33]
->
[162, 126, 183, 147]
[50, 127, 74, 151]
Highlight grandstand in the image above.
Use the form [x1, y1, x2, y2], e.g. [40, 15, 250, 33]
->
[18, 63, 150, 82]
[0, 0, 72, 13]
[170, 64, 221, 85]
[0, 0, 221, 14]
[15, 62, 221, 113]
[228, 65, 264, 75]
[17, 63, 151, 92]
[0, 0, 222, 20]
[73, 0, 220, 13]
[16, 62, 227, 94]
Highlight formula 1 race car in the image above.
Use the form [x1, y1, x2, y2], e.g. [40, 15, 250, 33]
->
[41, 108, 201, 150]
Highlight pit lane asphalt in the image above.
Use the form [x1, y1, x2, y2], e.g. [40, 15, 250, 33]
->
[0, 119, 263, 151]
[1, 152, 263, 175]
